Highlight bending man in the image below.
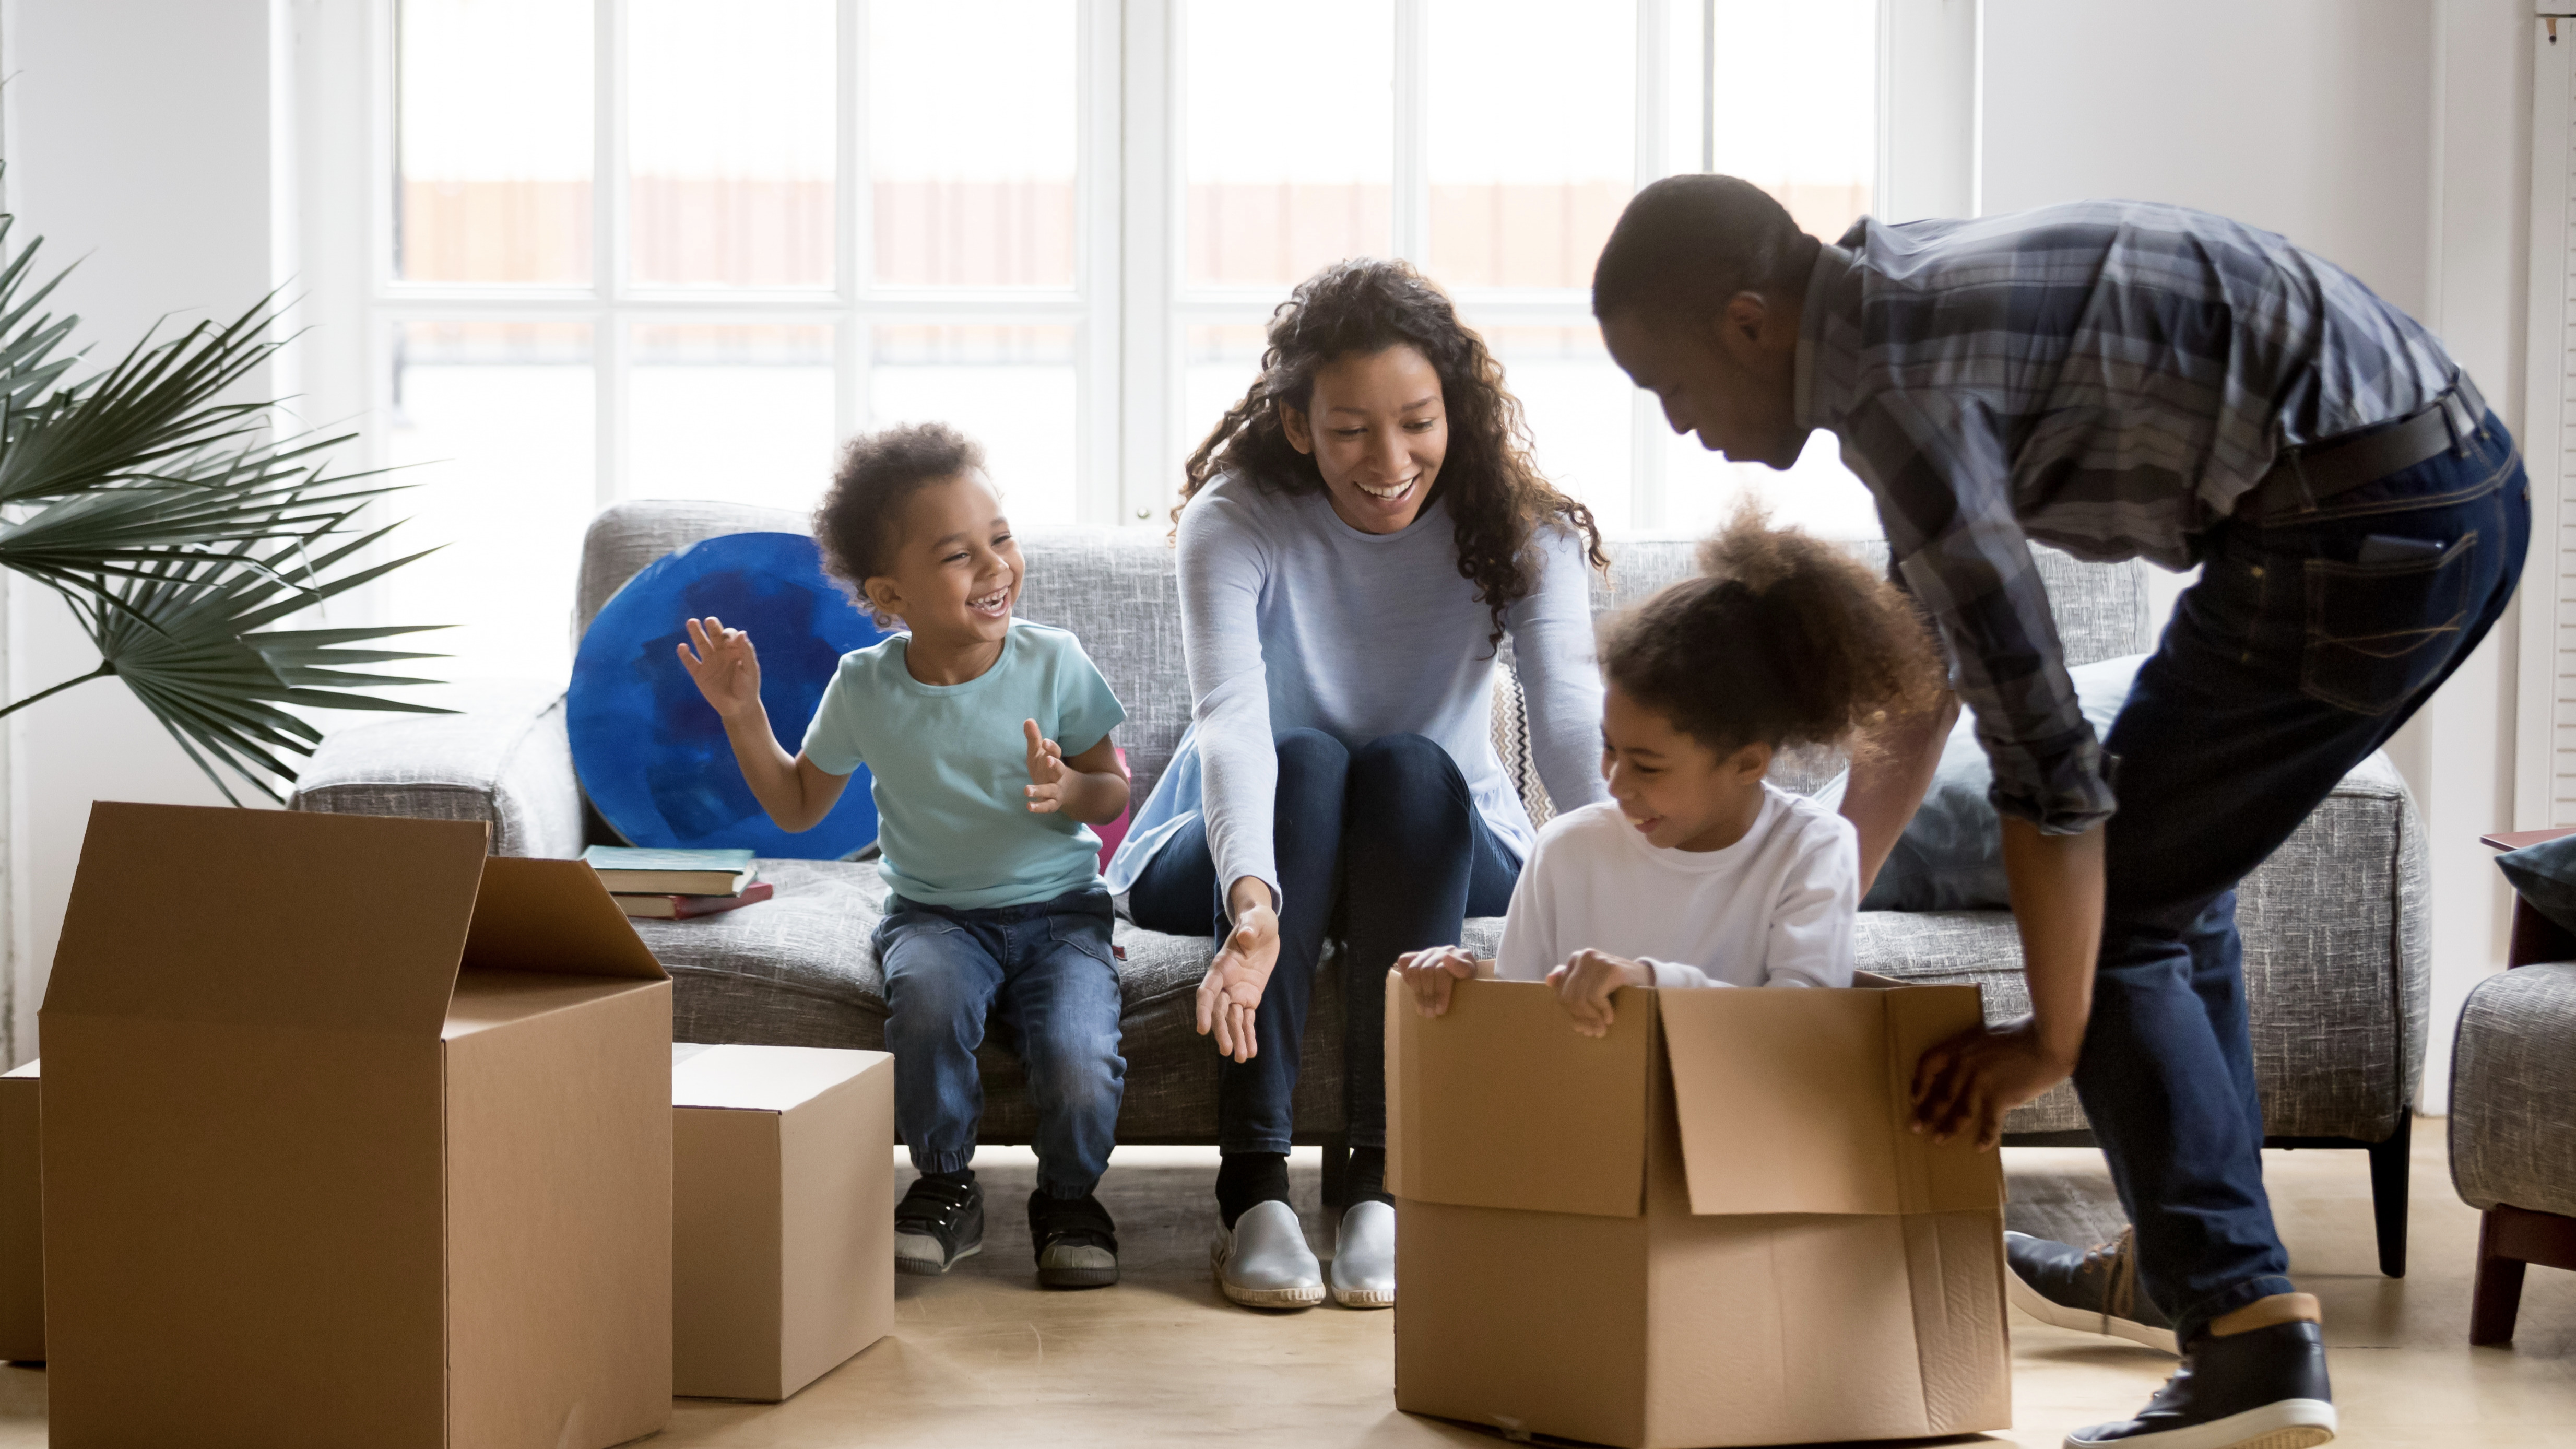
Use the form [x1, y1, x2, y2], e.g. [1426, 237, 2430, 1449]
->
[1591, 176, 2526, 1449]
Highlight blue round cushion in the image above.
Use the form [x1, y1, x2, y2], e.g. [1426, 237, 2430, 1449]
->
[568, 532, 884, 858]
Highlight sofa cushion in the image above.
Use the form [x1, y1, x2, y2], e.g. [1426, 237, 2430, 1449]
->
[2449, 961, 2576, 1218]
[288, 681, 585, 859]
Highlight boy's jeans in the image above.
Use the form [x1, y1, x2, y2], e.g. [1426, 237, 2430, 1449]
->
[873, 886, 1125, 1200]
[2084, 407, 2527, 1343]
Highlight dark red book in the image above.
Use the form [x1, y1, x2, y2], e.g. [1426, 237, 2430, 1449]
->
[613, 880, 774, 920]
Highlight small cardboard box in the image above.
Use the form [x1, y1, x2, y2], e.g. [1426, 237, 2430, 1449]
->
[1388, 974, 2012, 1449]
[41, 802, 674, 1449]
[0, 1059, 36, 1364]
[672, 1043, 895, 1401]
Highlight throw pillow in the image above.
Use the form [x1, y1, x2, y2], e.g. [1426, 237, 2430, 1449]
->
[1811, 654, 2147, 912]
[2497, 833, 2576, 936]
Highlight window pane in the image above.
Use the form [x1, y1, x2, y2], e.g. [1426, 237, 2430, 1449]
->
[1179, 323, 1267, 485]
[1426, 0, 1633, 290]
[628, 325, 838, 513]
[628, 0, 835, 287]
[396, 0, 592, 284]
[1184, 0, 1392, 288]
[1486, 325, 1634, 533]
[1709, 0, 1875, 240]
[1665, 430, 1881, 541]
[388, 323, 595, 686]
[870, 3, 1078, 287]
[868, 326, 1079, 524]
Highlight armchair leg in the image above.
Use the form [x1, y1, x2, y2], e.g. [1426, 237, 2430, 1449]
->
[2366, 1108, 2412, 1278]
[2471, 1209, 2527, 1346]
[1320, 1132, 1350, 1212]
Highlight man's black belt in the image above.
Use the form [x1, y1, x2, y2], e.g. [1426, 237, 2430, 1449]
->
[2234, 383, 2481, 522]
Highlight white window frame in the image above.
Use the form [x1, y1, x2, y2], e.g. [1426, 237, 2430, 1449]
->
[357, 0, 1125, 524]
[311, 0, 1970, 538]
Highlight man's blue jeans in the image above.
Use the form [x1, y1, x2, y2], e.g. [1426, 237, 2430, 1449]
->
[2091, 409, 2527, 1341]
[1125, 729, 1519, 1156]
[873, 886, 1126, 1200]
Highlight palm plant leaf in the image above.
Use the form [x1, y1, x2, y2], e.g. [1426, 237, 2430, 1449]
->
[0, 183, 454, 803]
[51, 528, 452, 806]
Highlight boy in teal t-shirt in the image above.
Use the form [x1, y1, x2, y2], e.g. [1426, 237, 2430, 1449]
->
[678, 423, 1132, 1290]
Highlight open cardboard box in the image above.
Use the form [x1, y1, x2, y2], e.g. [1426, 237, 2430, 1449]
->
[1388, 972, 2012, 1448]
[40, 802, 673, 1449]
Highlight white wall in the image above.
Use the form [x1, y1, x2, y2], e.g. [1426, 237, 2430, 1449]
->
[1980, 0, 2533, 1112]
[0, 0, 291, 1064]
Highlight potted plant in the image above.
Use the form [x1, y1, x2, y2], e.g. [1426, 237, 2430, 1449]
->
[0, 202, 444, 802]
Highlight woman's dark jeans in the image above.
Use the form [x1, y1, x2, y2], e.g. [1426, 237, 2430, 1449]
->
[1126, 729, 1519, 1156]
[2088, 409, 2526, 1343]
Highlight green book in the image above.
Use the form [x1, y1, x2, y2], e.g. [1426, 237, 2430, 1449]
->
[581, 846, 757, 897]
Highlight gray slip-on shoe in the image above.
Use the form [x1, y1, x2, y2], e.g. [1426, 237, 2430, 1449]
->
[1210, 1199, 1326, 1310]
[1329, 1200, 1395, 1308]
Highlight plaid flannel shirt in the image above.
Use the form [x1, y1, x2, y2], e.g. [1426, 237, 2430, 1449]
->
[1799, 201, 2468, 833]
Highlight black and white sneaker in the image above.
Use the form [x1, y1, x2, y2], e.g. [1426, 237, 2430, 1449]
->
[2064, 1319, 2335, 1449]
[894, 1173, 984, 1276]
[2008, 1228, 2180, 1354]
[1030, 1191, 1119, 1289]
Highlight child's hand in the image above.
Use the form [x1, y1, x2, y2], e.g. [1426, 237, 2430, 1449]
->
[1545, 950, 1653, 1038]
[1397, 945, 1480, 1018]
[678, 616, 763, 718]
[1023, 720, 1069, 813]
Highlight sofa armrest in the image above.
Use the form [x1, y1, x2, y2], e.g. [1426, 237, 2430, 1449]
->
[290, 681, 585, 858]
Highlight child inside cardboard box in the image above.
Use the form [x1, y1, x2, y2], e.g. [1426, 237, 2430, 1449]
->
[679, 422, 1132, 1290]
[1400, 512, 1945, 1027]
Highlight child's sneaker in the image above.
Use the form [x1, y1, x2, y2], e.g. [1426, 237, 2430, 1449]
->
[1029, 1190, 1119, 1289]
[894, 1173, 984, 1275]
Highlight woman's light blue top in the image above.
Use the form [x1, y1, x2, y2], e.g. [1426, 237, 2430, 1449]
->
[1106, 473, 1610, 909]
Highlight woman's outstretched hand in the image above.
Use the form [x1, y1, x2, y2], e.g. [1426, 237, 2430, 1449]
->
[1908, 1015, 2075, 1149]
[678, 616, 763, 718]
[1397, 945, 1481, 1018]
[1196, 879, 1281, 1063]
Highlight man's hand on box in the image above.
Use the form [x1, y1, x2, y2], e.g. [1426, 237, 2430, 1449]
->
[1545, 949, 1652, 1038]
[1396, 945, 1482, 1018]
[1908, 1015, 2075, 1150]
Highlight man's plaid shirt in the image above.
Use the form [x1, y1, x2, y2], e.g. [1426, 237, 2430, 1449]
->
[1797, 201, 2472, 833]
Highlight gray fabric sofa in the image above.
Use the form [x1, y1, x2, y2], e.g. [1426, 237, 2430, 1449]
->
[293, 500, 2430, 1268]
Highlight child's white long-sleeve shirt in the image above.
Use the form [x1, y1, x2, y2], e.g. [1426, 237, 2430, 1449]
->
[1494, 787, 1859, 990]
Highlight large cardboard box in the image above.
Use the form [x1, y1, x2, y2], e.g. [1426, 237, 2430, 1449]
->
[0, 1060, 36, 1364]
[40, 802, 675, 1449]
[672, 1043, 895, 1400]
[1388, 974, 2012, 1448]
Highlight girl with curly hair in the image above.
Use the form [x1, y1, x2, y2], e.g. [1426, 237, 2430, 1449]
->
[1103, 258, 1610, 1312]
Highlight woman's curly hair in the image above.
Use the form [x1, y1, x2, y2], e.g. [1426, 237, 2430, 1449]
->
[1175, 258, 1608, 645]
[1601, 507, 1947, 756]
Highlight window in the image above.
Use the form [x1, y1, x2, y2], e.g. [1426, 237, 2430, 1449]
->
[365, 0, 1880, 681]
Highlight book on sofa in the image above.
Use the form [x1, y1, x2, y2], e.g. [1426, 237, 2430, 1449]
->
[583, 846, 755, 897]
[616, 881, 775, 920]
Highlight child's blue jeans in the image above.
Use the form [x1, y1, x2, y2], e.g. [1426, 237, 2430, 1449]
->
[873, 886, 1125, 1199]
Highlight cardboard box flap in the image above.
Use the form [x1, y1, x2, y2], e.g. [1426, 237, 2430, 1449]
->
[463, 857, 667, 982]
[1660, 984, 1997, 1217]
[1385, 975, 1653, 1219]
[44, 803, 487, 1034]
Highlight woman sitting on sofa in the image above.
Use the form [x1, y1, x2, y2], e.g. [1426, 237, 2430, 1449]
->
[1106, 258, 1610, 1312]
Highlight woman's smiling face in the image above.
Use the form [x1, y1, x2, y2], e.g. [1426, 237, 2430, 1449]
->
[1281, 344, 1450, 535]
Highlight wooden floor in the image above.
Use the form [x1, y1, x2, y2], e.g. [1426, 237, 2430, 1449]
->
[0, 1115, 2563, 1447]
